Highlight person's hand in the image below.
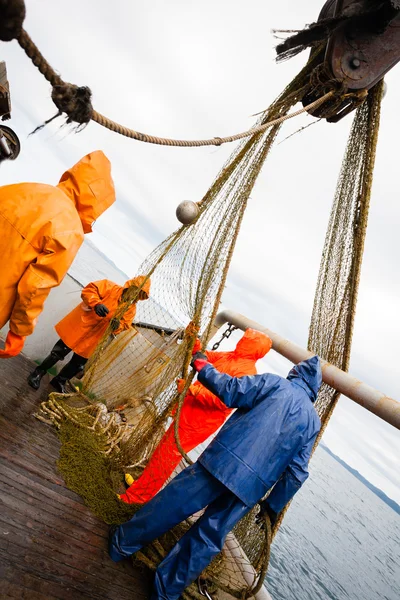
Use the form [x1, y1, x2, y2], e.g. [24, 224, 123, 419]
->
[190, 352, 208, 372]
[110, 317, 120, 331]
[94, 303, 109, 317]
[192, 338, 202, 354]
[255, 500, 278, 530]
[0, 331, 26, 358]
[176, 378, 186, 394]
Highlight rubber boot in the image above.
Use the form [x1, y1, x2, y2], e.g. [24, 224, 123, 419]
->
[49, 376, 69, 394]
[28, 367, 48, 390]
[50, 353, 87, 394]
[27, 348, 66, 390]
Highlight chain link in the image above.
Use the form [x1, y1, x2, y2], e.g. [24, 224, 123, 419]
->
[211, 323, 238, 351]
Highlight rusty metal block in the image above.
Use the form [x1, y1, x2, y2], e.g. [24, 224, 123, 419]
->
[326, 0, 400, 91]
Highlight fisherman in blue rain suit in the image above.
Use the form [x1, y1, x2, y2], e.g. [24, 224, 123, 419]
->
[109, 349, 322, 600]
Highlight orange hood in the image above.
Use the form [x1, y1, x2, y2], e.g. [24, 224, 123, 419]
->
[124, 275, 151, 299]
[57, 150, 116, 233]
[234, 328, 272, 360]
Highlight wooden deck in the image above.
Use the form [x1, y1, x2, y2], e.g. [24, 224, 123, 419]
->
[0, 351, 151, 599]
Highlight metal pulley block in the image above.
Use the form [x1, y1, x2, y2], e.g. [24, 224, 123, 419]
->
[304, 0, 400, 121]
[327, 1, 400, 87]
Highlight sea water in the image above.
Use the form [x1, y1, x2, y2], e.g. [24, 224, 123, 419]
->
[266, 446, 400, 600]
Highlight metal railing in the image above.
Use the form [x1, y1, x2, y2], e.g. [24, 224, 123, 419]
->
[212, 310, 400, 430]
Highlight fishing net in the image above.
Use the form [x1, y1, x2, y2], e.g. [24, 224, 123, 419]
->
[37, 59, 383, 599]
[309, 80, 383, 429]
[270, 81, 383, 537]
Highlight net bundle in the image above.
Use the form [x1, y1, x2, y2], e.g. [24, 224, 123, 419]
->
[37, 64, 383, 599]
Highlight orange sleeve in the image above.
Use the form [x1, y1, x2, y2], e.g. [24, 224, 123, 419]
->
[204, 350, 227, 364]
[9, 233, 83, 337]
[81, 279, 111, 307]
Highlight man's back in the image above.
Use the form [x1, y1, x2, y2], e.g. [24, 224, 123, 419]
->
[197, 356, 321, 507]
[0, 151, 116, 338]
[0, 183, 83, 331]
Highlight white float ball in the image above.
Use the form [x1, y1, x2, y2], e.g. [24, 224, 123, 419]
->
[176, 200, 199, 225]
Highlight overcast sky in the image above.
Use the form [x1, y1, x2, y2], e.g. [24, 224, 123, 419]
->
[1, 0, 399, 502]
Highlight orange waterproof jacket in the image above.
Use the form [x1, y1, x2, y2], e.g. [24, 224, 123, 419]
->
[0, 151, 115, 337]
[55, 276, 151, 358]
[182, 328, 273, 433]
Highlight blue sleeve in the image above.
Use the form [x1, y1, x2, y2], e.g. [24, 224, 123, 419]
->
[197, 363, 280, 409]
[266, 431, 318, 514]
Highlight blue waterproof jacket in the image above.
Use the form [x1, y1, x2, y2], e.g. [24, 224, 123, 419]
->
[197, 356, 322, 511]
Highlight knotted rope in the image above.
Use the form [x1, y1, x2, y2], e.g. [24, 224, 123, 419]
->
[8, 21, 341, 145]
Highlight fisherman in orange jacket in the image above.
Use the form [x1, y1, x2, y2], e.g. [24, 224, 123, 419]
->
[119, 328, 272, 504]
[0, 151, 116, 359]
[27, 276, 151, 393]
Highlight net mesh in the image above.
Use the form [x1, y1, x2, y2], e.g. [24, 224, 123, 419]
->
[37, 62, 383, 598]
[309, 80, 383, 428]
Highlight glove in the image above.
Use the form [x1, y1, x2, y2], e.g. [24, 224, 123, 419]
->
[255, 500, 278, 530]
[192, 338, 202, 354]
[110, 317, 120, 331]
[190, 351, 208, 372]
[176, 378, 186, 394]
[0, 331, 26, 359]
[94, 303, 109, 317]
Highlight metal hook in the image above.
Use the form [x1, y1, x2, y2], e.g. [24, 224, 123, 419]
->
[197, 578, 213, 599]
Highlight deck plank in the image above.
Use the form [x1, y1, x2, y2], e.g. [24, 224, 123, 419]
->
[0, 351, 151, 599]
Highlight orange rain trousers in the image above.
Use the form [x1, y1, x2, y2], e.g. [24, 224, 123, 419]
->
[119, 328, 272, 504]
[55, 276, 151, 359]
[0, 151, 115, 338]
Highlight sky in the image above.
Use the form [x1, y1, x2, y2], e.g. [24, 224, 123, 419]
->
[1, 0, 399, 502]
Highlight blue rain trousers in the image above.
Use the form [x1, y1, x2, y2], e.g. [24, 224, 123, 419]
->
[109, 461, 250, 600]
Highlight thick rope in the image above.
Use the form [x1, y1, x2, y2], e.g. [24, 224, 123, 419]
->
[17, 29, 62, 86]
[15, 28, 337, 145]
[91, 92, 334, 147]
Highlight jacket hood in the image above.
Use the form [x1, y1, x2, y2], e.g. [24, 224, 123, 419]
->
[57, 151, 116, 233]
[124, 276, 151, 299]
[234, 328, 272, 360]
[286, 355, 322, 402]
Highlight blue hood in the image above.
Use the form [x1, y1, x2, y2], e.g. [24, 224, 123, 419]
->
[286, 355, 322, 402]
